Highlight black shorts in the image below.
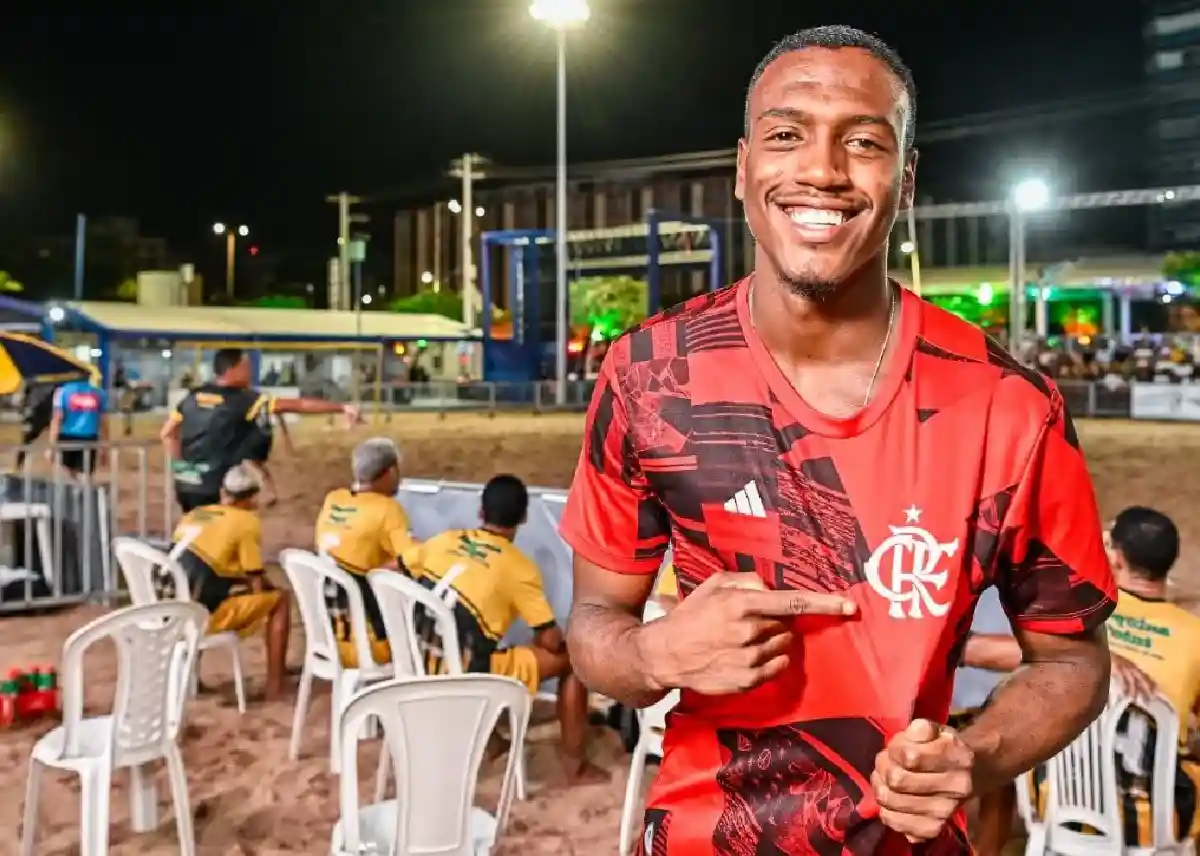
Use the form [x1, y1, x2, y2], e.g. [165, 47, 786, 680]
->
[59, 441, 99, 474]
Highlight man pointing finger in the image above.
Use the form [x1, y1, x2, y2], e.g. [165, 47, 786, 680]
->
[562, 24, 1115, 856]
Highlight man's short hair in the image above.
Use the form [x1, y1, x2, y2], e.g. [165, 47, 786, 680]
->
[1111, 506, 1179, 580]
[745, 25, 917, 151]
[351, 437, 401, 489]
[213, 348, 245, 378]
[481, 474, 528, 529]
[222, 463, 261, 500]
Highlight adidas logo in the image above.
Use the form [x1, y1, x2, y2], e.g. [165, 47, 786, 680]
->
[724, 480, 767, 518]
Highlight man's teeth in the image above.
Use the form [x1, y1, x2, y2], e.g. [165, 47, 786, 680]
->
[787, 208, 845, 227]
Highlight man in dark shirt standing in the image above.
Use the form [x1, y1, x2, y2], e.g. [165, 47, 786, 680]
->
[160, 348, 358, 512]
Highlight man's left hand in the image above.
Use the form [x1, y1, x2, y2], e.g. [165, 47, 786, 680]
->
[873, 719, 975, 842]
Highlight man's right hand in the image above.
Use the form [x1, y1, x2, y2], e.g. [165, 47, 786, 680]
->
[341, 403, 363, 426]
[640, 572, 856, 696]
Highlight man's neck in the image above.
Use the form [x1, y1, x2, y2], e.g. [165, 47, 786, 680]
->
[480, 524, 515, 542]
[750, 253, 893, 366]
[1120, 575, 1168, 601]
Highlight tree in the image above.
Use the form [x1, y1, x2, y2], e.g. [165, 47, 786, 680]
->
[1163, 252, 1200, 289]
[0, 271, 23, 293]
[569, 275, 648, 339]
[390, 289, 464, 321]
[115, 277, 138, 301]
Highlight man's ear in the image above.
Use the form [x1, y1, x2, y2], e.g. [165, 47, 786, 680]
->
[900, 147, 919, 211]
[735, 138, 748, 202]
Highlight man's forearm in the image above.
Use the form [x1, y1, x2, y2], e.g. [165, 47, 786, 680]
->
[566, 601, 670, 709]
[961, 641, 1109, 794]
[274, 397, 345, 415]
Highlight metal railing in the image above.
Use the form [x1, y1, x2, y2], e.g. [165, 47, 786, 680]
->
[0, 439, 174, 613]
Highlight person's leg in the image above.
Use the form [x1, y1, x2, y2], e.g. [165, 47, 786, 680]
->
[263, 589, 291, 699]
[520, 645, 609, 784]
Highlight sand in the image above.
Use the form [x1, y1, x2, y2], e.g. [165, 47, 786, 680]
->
[0, 413, 1197, 855]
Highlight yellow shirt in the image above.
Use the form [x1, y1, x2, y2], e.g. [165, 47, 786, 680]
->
[315, 489, 415, 575]
[403, 529, 556, 662]
[173, 505, 263, 578]
[656, 563, 679, 598]
[1107, 590, 1200, 740]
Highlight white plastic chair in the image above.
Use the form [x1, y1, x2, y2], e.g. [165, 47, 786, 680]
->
[20, 600, 207, 856]
[1042, 683, 1190, 856]
[330, 674, 530, 856]
[279, 548, 392, 774]
[366, 569, 531, 802]
[618, 598, 680, 856]
[1014, 768, 1046, 856]
[113, 535, 248, 713]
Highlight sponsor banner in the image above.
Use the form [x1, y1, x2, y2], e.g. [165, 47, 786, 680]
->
[1131, 383, 1200, 421]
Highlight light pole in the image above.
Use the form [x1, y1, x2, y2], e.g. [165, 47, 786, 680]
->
[1008, 178, 1049, 347]
[212, 222, 249, 298]
[530, 0, 589, 405]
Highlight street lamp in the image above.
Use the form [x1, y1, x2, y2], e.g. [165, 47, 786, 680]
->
[899, 240, 915, 254]
[530, 0, 589, 406]
[212, 221, 249, 298]
[1008, 178, 1050, 345]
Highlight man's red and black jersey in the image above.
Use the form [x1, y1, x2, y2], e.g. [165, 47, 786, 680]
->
[562, 278, 1116, 856]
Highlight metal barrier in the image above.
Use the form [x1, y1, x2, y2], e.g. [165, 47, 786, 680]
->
[362, 378, 1190, 421]
[0, 439, 173, 614]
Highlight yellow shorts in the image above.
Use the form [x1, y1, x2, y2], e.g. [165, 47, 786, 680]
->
[336, 639, 541, 693]
[490, 646, 541, 694]
[208, 591, 280, 637]
[337, 637, 393, 670]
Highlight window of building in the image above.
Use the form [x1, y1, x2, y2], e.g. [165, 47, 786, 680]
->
[1155, 49, 1185, 69]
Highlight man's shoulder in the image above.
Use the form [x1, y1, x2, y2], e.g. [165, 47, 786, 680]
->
[604, 280, 744, 375]
[914, 298, 1063, 432]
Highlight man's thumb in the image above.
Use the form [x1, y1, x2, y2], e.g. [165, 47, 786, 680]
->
[904, 718, 941, 743]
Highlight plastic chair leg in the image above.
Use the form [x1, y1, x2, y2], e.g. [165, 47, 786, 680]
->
[288, 664, 314, 761]
[19, 759, 42, 856]
[79, 765, 113, 856]
[619, 740, 650, 856]
[229, 642, 247, 714]
[165, 744, 196, 856]
[128, 763, 158, 832]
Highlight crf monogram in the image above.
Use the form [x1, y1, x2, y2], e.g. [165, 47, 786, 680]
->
[864, 522, 959, 619]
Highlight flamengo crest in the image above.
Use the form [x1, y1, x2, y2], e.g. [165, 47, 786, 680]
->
[863, 506, 958, 619]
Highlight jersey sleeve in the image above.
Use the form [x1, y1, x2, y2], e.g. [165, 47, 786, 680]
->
[237, 515, 265, 574]
[559, 353, 670, 574]
[247, 391, 274, 421]
[507, 555, 557, 630]
[996, 392, 1117, 634]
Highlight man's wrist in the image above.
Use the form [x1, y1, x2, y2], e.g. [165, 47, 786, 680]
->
[959, 723, 1004, 795]
[633, 617, 676, 694]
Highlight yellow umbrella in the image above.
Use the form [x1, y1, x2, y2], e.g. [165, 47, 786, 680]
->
[0, 332, 97, 395]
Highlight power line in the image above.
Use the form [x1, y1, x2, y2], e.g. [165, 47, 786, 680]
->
[364, 82, 1196, 204]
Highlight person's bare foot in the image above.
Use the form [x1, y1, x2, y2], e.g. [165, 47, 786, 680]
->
[564, 757, 609, 786]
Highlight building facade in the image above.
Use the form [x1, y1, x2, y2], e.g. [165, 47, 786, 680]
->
[1146, 0, 1200, 248]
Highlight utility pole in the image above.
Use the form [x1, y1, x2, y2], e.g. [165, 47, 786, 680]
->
[449, 154, 487, 328]
[326, 192, 362, 309]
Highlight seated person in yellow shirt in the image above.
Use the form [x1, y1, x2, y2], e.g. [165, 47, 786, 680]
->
[1105, 506, 1200, 842]
[961, 507, 1200, 851]
[168, 464, 291, 699]
[314, 437, 415, 668]
[404, 474, 607, 785]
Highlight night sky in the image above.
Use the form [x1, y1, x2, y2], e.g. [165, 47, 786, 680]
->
[0, 0, 1146, 256]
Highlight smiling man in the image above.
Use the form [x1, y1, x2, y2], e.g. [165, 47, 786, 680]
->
[561, 25, 1116, 856]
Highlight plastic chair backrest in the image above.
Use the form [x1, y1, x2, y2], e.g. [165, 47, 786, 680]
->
[1113, 687, 1180, 849]
[113, 536, 192, 606]
[367, 569, 464, 678]
[280, 547, 375, 673]
[59, 601, 206, 765]
[1046, 683, 1180, 852]
[337, 675, 530, 856]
